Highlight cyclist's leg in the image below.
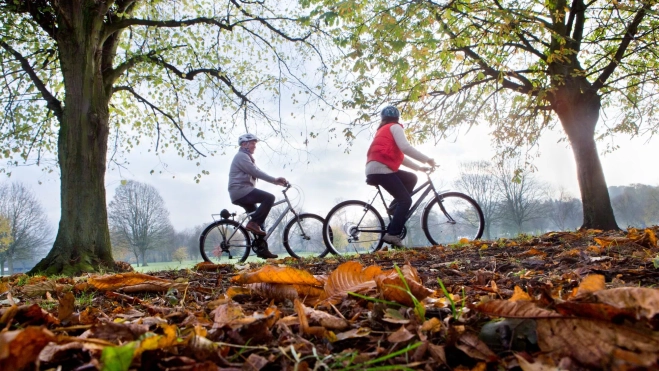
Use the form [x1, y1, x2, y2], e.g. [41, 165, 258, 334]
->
[366, 172, 411, 236]
[233, 188, 275, 229]
[387, 170, 417, 212]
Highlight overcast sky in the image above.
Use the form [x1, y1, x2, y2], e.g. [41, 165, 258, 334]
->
[5, 119, 658, 240]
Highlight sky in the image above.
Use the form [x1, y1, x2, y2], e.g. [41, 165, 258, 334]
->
[5, 119, 659, 241]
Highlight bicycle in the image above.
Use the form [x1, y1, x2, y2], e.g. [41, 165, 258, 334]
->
[321, 168, 484, 255]
[199, 183, 332, 263]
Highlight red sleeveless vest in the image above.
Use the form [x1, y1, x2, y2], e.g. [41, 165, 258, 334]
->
[366, 123, 404, 171]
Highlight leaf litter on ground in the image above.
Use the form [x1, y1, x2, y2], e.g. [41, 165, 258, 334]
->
[1, 227, 659, 370]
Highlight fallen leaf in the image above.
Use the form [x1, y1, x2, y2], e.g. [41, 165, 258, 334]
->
[88, 272, 187, 293]
[323, 261, 382, 303]
[58, 291, 75, 322]
[230, 265, 324, 286]
[475, 299, 562, 318]
[387, 326, 415, 343]
[510, 286, 533, 302]
[536, 318, 659, 368]
[592, 287, 659, 320]
[374, 264, 434, 307]
[0, 327, 56, 370]
[575, 274, 605, 296]
[334, 327, 371, 341]
[294, 299, 326, 337]
[455, 332, 498, 362]
[244, 353, 269, 371]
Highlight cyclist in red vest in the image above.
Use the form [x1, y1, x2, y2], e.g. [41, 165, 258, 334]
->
[366, 106, 436, 248]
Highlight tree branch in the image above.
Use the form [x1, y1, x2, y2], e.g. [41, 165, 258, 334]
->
[0, 40, 63, 119]
[113, 85, 206, 157]
[593, 2, 650, 90]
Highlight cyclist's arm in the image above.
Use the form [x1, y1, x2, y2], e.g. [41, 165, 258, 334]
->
[401, 157, 424, 171]
[235, 153, 277, 183]
[390, 125, 433, 164]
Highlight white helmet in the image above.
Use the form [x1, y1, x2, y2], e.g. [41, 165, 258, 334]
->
[238, 133, 259, 145]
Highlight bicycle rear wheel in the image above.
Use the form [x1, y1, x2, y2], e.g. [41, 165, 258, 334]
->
[323, 200, 385, 255]
[422, 192, 484, 245]
[283, 213, 332, 259]
[199, 220, 251, 263]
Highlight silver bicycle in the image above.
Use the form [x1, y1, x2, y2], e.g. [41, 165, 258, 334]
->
[199, 184, 333, 263]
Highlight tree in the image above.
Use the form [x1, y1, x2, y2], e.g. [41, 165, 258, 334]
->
[454, 161, 499, 239]
[0, 216, 12, 274]
[108, 181, 172, 267]
[172, 247, 188, 264]
[546, 187, 582, 231]
[611, 184, 659, 228]
[306, 0, 659, 230]
[0, 182, 53, 275]
[0, 1, 327, 275]
[493, 161, 548, 235]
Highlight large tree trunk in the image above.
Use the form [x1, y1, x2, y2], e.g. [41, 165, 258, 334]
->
[31, 5, 113, 275]
[552, 86, 620, 230]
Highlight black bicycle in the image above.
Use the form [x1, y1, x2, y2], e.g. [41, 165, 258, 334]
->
[322, 168, 484, 255]
[199, 184, 332, 263]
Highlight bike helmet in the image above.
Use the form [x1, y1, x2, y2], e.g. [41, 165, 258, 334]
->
[380, 105, 400, 121]
[238, 133, 259, 145]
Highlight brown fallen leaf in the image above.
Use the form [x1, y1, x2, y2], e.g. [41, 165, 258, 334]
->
[294, 299, 326, 337]
[592, 287, 659, 320]
[475, 299, 562, 318]
[574, 274, 606, 296]
[334, 327, 371, 342]
[0, 327, 56, 370]
[303, 306, 350, 331]
[57, 291, 75, 322]
[536, 318, 659, 369]
[374, 264, 434, 307]
[388, 326, 415, 343]
[88, 272, 187, 293]
[455, 332, 498, 363]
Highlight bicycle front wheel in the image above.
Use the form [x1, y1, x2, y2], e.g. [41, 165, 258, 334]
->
[283, 213, 331, 259]
[422, 192, 484, 245]
[323, 200, 385, 256]
[199, 220, 251, 263]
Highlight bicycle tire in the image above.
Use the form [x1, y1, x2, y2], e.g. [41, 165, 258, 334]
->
[422, 192, 484, 245]
[323, 200, 385, 255]
[283, 213, 333, 259]
[199, 220, 251, 263]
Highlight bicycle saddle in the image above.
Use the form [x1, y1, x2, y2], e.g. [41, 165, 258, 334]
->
[365, 178, 378, 186]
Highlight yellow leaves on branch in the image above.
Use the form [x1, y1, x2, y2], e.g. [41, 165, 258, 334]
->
[228, 262, 435, 308]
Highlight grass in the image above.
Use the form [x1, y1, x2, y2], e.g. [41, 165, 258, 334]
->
[131, 260, 202, 273]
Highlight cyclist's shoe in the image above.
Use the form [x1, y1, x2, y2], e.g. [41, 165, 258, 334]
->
[382, 233, 406, 248]
[245, 221, 266, 236]
[255, 248, 278, 259]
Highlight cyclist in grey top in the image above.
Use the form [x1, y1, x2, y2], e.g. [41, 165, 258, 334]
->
[228, 133, 287, 259]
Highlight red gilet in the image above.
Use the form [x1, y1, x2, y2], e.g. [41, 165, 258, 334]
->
[366, 123, 404, 171]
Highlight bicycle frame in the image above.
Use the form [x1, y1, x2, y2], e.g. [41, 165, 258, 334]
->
[368, 171, 448, 223]
[213, 184, 304, 243]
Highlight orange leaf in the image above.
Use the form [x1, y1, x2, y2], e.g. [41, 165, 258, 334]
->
[374, 264, 434, 307]
[575, 274, 605, 296]
[88, 272, 187, 293]
[230, 266, 323, 287]
[324, 261, 382, 303]
[57, 292, 75, 322]
[475, 300, 561, 318]
[242, 282, 325, 305]
[509, 286, 533, 302]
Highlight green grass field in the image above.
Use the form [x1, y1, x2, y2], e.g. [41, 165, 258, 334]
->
[131, 260, 202, 273]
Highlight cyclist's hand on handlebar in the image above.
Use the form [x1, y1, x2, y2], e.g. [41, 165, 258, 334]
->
[275, 177, 288, 186]
[419, 166, 433, 172]
[427, 158, 437, 167]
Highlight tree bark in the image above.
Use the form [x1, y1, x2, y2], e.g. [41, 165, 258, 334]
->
[551, 85, 620, 230]
[30, 4, 113, 275]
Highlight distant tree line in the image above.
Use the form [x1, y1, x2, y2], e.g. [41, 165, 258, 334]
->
[107, 177, 659, 262]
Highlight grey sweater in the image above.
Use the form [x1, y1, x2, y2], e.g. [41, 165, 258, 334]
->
[228, 150, 277, 202]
